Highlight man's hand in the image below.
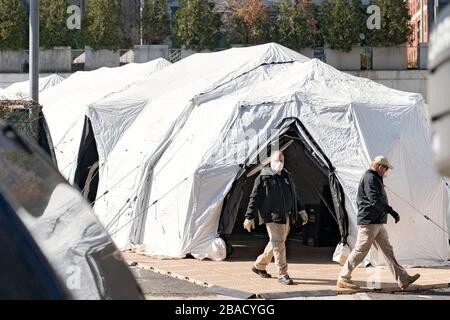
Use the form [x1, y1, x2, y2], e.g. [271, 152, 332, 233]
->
[390, 210, 400, 224]
[243, 218, 255, 232]
[298, 210, 308, 225]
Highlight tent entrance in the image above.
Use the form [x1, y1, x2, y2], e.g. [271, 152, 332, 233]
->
[218, 122, 346, 259]
[74, 117, 99, 204]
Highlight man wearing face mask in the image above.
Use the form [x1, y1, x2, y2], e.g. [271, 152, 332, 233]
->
[337, 156, 420, 290]
[243, 150, 308, 285]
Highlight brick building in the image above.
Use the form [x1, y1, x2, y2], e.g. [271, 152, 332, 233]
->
[408, 0, 449, 66]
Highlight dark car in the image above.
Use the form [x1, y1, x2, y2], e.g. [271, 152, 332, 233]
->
[0, 121, 144, 299]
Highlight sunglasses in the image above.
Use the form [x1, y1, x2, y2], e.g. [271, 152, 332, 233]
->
[380, 164, 389, 171]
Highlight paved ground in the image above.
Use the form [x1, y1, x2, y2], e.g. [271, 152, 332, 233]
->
[124, 234, 450, 299]
[131, 267, 450, 300]
[131, 267, 237, 300]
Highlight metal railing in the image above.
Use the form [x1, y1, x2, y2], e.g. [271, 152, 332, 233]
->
[168, 49, 182, 63]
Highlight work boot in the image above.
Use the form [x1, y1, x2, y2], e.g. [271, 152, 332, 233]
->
[278, 275, 294, 285]
[337, 278, 360, 290]
[251, 266, 271, 278]
[399, 273, 421, 290]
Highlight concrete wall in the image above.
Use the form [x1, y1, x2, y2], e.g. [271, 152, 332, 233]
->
[372, 46, 408, 70]
[120, 50, 134, 64]
[0, 45, 420, 71]
[325, 46, 361, 71]
[3, 48, 73, 73]
[419, 44, 428, 70]
[345, 70, 428, 99]
[39, 47, 72, 73]
[298, 48, 315, 59]
[181, 49, 197, 59]
[0, 51, 25, 73]
[84, 47, 120, 70]
[133, 45, 169, 63]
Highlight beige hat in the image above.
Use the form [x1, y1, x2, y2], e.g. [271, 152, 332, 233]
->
[372, 155, 394, 169]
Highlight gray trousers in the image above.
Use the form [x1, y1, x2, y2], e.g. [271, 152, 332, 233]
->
[255, 217, 290, 277]
[339, 224, 409, 286]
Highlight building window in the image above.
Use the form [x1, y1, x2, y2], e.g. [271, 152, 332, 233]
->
[417, 21, 421, 42]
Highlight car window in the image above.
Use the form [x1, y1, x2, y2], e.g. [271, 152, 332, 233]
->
[0, 138, 59, 218]
[0, 127, 143, 299]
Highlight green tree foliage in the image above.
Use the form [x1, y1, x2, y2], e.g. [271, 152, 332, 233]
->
[222, 0, 271, 45]
[173, 0, 222, 51]
[364, 0, 412, 47]
[275, 0, 321, 50]
[320, 0, 363, 52]
[85, 0, 125, 51]
[40, 0, 84, 49]
[142, 0, 169, 44]
[0, 0, 28, 50]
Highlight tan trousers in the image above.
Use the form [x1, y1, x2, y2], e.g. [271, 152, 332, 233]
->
[339, 224, 409, 286]
[254, 217, 290, 277]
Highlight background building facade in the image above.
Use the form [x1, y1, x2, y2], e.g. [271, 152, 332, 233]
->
[408, 0, 449, 66]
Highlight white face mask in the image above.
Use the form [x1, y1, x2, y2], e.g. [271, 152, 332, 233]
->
[270, 160, 284, 174]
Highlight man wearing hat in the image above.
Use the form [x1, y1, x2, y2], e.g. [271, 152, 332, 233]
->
[337, 156, 420, 290]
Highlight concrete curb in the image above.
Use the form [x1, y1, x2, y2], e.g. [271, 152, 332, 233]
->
[128, 260, 210, 288]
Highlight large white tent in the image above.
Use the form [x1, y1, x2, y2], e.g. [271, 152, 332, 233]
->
[50, 43, 449, 266]
[41, 58, 171, 181]
[0, 74, 65, 100]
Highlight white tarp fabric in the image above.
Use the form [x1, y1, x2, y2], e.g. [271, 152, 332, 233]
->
[17, 183, 111, 299]
[444, 178, 450, 237]
[51, 43, 449, 266]
[87, 44, 308, 253]
[0, 74, 65, 100]
[41, 58, 171, 182]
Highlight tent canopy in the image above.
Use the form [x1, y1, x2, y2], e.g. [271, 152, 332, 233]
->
[86, 44, 309, 252]
[55, 43, 449, 266]
[41, 58, 171, 181]
[0, 74, 65, 100]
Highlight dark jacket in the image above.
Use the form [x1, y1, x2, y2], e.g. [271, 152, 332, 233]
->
[245, 167, 304, 225]
[357, 169, 393, 225]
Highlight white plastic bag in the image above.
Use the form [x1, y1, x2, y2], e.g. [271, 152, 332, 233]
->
[333, 242, 351, 266]
[208, 237, 227, 261]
